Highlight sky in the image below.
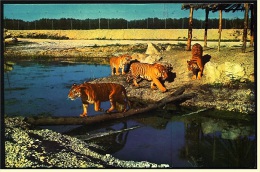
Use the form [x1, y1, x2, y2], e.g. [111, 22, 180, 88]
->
[3, 3, 245, 22]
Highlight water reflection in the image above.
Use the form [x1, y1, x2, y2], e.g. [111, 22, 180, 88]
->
[66, 109, 256, 168]
[66, 121, 130, 154]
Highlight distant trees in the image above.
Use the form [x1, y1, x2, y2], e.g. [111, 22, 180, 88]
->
[3, 17, 245, 30]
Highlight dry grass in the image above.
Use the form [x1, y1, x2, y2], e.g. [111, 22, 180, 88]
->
[7, 29, 250, 41]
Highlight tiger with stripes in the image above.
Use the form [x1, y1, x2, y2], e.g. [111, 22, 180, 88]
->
[126, 62, 168, 92]
[187, 43, 204, 80]
[110, 54, 132, 75]
[68, 82, 130, 117]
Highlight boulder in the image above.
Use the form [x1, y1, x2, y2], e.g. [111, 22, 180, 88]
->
[166, 45, 172, 51]
[224, 62, 245, 81]
[203, 62, 222, 83]
[142, 55, 162, 64]
[131, 53, 147, 62]
[145, 43, 160, 55]
[203, 61, 246, 83]
[131, 53, 161, 64]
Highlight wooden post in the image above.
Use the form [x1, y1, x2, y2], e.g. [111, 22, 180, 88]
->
[204, 7, 209, 48]
[250, 3, 254, 47]
[186, 7, 193, 51]
[218, 9, 222, 51]
[242, 3, 249, 53]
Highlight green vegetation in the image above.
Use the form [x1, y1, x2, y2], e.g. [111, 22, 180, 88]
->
[4, 17, 246, 30]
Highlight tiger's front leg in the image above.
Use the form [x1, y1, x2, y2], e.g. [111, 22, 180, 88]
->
[192, 70, 197, 80]
[121, 65, 126, 75]
[80, 103, 89, 117]
[197, 71, 202, 79]
[152, 78, 167, 92]
[115, 67, 120, 75]
[197, 67, 203, 80]
[132, 76, 140, 87]
[150, 82, 157, 90]
[111, 67, 115, 75]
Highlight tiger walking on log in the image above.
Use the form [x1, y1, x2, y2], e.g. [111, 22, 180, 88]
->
[110, 54, 132, 75]
[126, 62, 168, 93]
[68, 82, 130, 117]
[187, 43, 203, 80]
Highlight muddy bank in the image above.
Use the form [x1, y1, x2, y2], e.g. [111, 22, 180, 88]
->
[5, 117, 169, 168]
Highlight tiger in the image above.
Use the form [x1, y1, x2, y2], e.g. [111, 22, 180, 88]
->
[110, 54, 132, 75]
[187, 43, 203, 80]
[68, 82, 130, 117]
[126, 62, 168, 92]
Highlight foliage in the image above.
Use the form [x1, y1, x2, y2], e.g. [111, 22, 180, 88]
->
[3, 17, 246, 30]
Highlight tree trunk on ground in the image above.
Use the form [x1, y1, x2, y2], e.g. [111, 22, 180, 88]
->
[25, 87, 196, 126]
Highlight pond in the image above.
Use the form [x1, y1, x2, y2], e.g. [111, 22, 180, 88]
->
[4, 61, 111, 117]
[3, 61, 256, 168]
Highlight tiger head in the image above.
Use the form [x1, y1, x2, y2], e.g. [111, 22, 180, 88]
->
[187, 60, 200, 71]
[192, 43, 203, 57]
[68, 83, 82, 100]
[121, 54, 132, 64]
[153, 63, 168, 80]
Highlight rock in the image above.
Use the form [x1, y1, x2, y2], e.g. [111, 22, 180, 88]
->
[145, 43, 161, 55]
[142, 55, 162, 64]
[166, 45, 172, 51]
[204, 61, 246, 83]
[223, 62, 245, 81]
[203, 62, 222, 83]
[131, 53, 162, 64]
[131, 53, 148, 62]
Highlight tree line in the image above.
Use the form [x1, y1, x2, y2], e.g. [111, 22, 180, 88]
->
[4, 17, 245, 30]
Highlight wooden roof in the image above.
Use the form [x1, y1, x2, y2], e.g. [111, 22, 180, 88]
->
[182, 3, 247, 13]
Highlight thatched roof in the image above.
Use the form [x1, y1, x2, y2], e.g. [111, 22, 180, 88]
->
[182, 3, 248, 13]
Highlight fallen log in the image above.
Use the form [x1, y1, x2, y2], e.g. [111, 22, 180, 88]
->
[75, 125, 141, 141]
[181, 107, 214, 117]
[25, 87, 196, 126]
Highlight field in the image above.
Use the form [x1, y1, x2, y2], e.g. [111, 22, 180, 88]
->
[6, 29, 250, 41]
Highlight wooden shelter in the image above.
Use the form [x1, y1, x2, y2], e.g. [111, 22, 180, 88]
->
[182, 3, 255, 52]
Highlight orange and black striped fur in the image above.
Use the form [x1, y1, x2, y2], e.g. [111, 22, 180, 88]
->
[126, 62, 168, 92]
[68, 82, 130, 117]
[187, 43, 203, 80]
[110, 54, 132, 75]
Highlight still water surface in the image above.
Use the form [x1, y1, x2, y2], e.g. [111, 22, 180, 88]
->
[4, 61, 256, 168]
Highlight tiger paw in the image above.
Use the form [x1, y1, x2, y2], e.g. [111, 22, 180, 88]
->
[151, 85, 157, 90]
[105, 110, 112, 114]
[80, 113, 87, 117]
[99, 108, 104, 112]
[161, 88, 167, 93]
[192, 75, 197, 80]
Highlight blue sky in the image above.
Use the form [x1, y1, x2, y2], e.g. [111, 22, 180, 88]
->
[3, 3, 245, 22]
